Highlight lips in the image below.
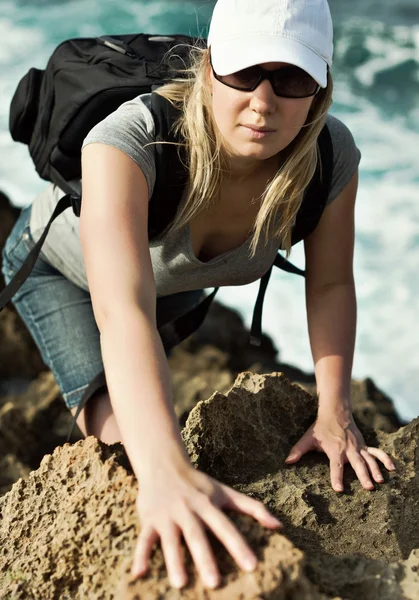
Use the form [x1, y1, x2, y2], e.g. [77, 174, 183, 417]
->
[243, 125, 276, 132]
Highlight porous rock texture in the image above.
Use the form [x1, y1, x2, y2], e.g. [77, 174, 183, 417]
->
[0, 372, 418, 600]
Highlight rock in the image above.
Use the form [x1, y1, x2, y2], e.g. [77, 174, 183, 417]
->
[169, 344, 234, 426]
[0, 306, 46, 380]
[183, 373, 419, 564]
[0, 372, 82, 493]
[0, 437, 326, 600]
[0, 373, 418, 599]
[182, 371, 317, 484]
[0, 455, 30, 497]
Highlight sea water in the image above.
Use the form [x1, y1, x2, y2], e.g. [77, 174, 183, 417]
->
[0, 0, 418, 422]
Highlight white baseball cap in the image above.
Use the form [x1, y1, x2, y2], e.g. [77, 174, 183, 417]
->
[207, 0, 333, 88]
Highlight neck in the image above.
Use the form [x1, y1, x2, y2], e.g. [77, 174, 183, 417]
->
[226, 154, 281, 184]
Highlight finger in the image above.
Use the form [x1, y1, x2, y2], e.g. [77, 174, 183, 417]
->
[179, 512, 221, 589]
[131, 525, 159, 577]
[285, 436, 313, 464]
[160, 522, 188, 589]
[220, 485, 283, 529]
[347, 452, 375, 490]
[329, 455, 345, 492]
[364, 447, 396, 471]
[201, 502, 258, 574]
[359, 449, 385, 483]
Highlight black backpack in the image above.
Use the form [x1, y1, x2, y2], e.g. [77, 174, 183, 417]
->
[0, 33, 333, 441]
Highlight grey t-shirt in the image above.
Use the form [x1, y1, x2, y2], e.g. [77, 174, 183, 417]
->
[29, 93, 361, 294]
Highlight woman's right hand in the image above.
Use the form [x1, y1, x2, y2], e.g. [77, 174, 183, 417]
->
[131, 460, 283, 590]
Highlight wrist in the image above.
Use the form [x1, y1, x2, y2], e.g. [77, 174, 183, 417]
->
[133, 440, 192, 482]
[317, 394, 352, 420]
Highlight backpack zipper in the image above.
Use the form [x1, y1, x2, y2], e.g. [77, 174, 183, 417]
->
[98, 36, 143, 60]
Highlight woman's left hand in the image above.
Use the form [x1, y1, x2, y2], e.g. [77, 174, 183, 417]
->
[284, 414, 396, 492]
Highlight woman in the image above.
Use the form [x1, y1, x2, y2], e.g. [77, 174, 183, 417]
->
[2, 0, 396, 590]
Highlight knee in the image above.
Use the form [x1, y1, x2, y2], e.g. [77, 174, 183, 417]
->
[70, 391, 122, 444]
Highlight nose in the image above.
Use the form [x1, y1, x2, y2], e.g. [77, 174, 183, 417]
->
[248, 78, 277, 115]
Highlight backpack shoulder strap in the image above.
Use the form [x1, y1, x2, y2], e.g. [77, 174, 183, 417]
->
[147, 92, 188, 238]
[291, 123, 334, 245]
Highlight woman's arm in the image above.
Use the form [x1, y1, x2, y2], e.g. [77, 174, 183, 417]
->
[80, 144, 282, 589]
[303, 170, 358, 419]
[80, 143, 190, 477]
[285, 171, 396, 492]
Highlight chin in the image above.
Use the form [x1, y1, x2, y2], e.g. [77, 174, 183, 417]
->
[239, 146, 281, 161]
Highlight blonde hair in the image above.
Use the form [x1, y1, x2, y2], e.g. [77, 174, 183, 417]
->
[151, 44, 333, 257]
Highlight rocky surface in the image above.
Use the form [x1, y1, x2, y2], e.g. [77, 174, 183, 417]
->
[0, 374, 418, 600]
[1, 190, 417, 599]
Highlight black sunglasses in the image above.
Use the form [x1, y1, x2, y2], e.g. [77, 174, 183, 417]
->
[210, 56, 321, 99]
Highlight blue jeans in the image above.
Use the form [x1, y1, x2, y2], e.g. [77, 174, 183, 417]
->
[1, 205, 203, 410]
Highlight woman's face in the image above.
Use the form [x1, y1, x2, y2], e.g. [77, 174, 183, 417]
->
[209, 62, 316, 177]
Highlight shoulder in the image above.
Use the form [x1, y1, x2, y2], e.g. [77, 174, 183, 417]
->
[325, 113, 358, 156]
[324, 114, 361, 205]
[81, 93, 156, 199]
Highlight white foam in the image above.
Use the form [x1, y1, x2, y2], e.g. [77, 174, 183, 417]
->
[0, 18, 44, 66]
[334, 19, 419, 88]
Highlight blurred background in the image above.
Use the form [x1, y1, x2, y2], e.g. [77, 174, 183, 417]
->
[0, 0, 418, 421]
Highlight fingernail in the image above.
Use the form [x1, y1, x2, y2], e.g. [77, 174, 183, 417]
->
[131, 565, 140, 578]
[206, 575, 219, 589]
[172, 575, 185, 588]
[335, 485, 344, 492]
[244, 557, 257, 572]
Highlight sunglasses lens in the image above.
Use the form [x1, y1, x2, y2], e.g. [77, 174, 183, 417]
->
[271, 66, 319, 98]
[218, 66, 262, 90]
